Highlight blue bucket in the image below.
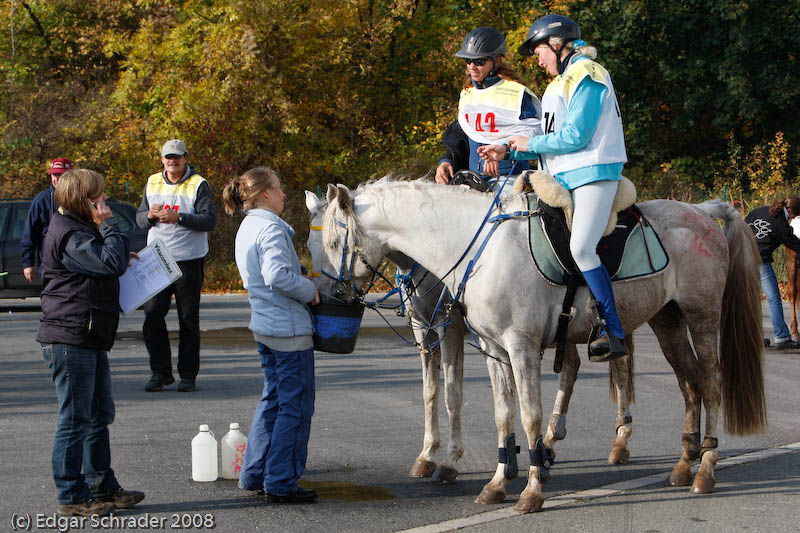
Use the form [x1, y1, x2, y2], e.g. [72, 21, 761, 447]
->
[311, 295, 365, 354]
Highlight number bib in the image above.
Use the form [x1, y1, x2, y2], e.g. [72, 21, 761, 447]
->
[457, 80, 541, 145]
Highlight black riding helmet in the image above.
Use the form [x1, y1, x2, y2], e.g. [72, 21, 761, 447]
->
[455, 27, 506, 60]
[518, 14, 580, 74]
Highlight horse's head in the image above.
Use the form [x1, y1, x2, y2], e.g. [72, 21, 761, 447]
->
[304, 189, 329, 288]
[319, 183, 384, 301]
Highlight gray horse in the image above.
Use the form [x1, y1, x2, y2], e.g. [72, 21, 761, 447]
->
[320, 177, 765, 512]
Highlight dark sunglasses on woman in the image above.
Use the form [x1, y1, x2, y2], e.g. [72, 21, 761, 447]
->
[465, 57, 491, 66]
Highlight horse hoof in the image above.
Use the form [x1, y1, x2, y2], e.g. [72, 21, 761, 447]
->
[691, 472, 715, 494]
[608, 445, 630, 465]
[514, 493, 544, 513]
[668, 465, 694, 487]
[431, 465, 458, 484]
[409, 459, 436, 478]
[474, 485, 505, 505]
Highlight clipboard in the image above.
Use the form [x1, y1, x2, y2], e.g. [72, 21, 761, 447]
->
[118, 238, 183, 313]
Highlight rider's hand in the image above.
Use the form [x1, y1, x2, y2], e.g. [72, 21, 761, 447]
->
[508, 136, 530, 152]
[435, 162, 454, 184]
[477, 144, 506, 162]
[23, 266, 34, 283]
[311, 287, 320, 305]
[484, 160, 499, 176]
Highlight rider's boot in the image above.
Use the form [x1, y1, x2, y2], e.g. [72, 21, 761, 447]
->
[582, 265, 628, 362]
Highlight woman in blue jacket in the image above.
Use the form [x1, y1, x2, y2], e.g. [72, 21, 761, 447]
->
[223, 167, 320, 504]
[480, 15, 628, 362]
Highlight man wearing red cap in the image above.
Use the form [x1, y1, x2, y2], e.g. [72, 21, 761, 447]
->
[21, 158, 73, 283]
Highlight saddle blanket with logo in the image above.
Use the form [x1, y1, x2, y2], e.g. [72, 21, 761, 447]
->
[527, 195, 669, 286]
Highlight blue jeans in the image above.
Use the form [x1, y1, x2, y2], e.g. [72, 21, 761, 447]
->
[238, 344, 315, 495]
[42, 343, 120, 504]
[759, 263, 791, 342]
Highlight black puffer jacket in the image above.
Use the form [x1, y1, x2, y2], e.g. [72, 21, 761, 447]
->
[745, 205, 800, 263]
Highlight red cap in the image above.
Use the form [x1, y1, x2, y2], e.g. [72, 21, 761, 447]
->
[49, 158, 73, 176]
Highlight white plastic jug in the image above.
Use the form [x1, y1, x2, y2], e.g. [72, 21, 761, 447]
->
[191, 424, 218, 482]
[221, 423, 248, 480]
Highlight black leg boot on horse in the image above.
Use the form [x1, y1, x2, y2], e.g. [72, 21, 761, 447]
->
[583, 265, 628, 362]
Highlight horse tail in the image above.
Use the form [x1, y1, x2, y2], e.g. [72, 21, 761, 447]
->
[698, 200, 767, 434]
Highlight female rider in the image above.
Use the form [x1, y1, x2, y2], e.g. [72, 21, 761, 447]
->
[435, 27, 541, 186]
[479, 15, 628, 361]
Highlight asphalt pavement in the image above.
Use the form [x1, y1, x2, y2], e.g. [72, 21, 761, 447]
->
[1, 294, 799, 532]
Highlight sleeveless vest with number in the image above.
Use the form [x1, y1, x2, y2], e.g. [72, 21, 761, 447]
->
[145, 171, 209, 261]
[539, 59, 627, 176]
[458, 79, 542, 145]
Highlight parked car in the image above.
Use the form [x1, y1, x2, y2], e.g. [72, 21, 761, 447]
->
[0, 198, 147, 298]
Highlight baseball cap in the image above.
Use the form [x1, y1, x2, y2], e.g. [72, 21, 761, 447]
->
[49, 158, 73, 175]
[161, 139, 188, 158]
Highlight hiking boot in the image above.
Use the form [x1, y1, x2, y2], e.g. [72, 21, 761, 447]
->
[265, 487, 318, 504]
[588, 332, 629, 362]
[145, 373, 175, 392]
[177, 378, 196, 392]
[95, 488, 145, 509]
[58, 498, 115, 517]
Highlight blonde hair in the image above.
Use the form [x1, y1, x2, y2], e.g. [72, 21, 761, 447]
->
[223, 166, 280, 215]
[544, 37, 598, 60]
[54, 169, 104, 222]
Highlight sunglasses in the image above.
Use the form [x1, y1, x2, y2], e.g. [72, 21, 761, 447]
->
[465, 57, 491, 66]
[164, 154, 184, 160]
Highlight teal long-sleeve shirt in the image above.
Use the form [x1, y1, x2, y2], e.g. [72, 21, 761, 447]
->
[510, 57, 624, 189]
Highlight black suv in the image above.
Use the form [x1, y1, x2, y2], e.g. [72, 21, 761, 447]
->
[0, 199, 147, 298]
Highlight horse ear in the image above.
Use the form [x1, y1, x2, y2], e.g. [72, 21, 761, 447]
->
[336, 184, 352, 212]
[326, 184, 339, 205]
[305, 190, 322, 212]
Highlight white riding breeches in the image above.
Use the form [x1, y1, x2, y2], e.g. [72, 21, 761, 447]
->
[569, 180, 620, 272]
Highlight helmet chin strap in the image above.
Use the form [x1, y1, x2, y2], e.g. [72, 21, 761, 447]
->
[547, 43, 577, 75]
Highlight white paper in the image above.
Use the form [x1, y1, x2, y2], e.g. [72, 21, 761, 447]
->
[118, 238, 182, 313]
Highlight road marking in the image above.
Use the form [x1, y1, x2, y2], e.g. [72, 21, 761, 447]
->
[399, 442, 800, 533]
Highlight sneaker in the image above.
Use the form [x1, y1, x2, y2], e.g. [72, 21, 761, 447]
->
[177, 378, 196, 392]
[58, 498, 115, 517]
[774, 339, 800, 350]
[265, 487, 318, 503]
[95, 488, 145, 509]
[145, 373, 175, 392]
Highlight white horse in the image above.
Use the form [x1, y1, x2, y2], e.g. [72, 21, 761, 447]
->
[305, 185, 635, 484]
[320, 177, 766, 512]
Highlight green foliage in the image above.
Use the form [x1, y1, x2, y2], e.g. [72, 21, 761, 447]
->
[1, 0, 798, 290]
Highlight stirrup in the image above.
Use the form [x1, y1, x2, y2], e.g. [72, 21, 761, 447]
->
[587, 319, 628, 362]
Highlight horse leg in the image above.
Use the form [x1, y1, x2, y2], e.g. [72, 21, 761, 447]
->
[431, 314, 466, 484]
[787, 248, 799, 341]
[687, 321, 723, 494]
[608, 336, 634, 465]
[408, 319, 440, 479]
[648, 303, 702, 487]
[506, 341, 547, 513]
[543, 343, 579, 455]
[474, 345, 517, 505]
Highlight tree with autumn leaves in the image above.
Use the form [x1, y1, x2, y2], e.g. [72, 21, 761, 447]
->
[1, 0, 798, 286]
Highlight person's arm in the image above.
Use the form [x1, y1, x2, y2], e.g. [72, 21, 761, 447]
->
[258, 225, 316, 304]
[527, 76, 607, 155]
[20, 198, 42, 269]
[135, 189, 158, 229]
[61, 218, 131, 278]
[178, 181, 216, 231]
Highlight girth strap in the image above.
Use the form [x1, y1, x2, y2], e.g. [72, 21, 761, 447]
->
[554, 273, 581, 373]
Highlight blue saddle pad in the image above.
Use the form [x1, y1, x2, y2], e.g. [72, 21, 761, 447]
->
[527, 195, 669, 285]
